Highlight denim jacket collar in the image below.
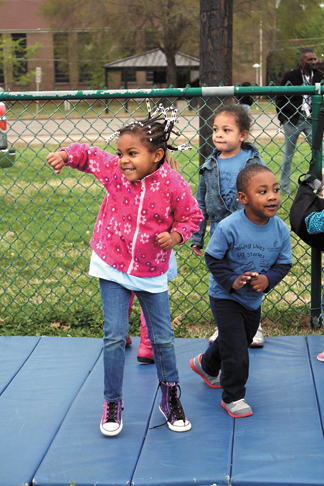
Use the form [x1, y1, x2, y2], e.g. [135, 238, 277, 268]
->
[199, 142, 261, 174]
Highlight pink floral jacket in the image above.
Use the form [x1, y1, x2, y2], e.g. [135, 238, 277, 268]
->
[62, 143, 204, 277]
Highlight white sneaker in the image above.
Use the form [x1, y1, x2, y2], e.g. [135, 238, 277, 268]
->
[210, 326, 264, 347]
[250, 327, 264, 348]
[208, 327, 218, 345]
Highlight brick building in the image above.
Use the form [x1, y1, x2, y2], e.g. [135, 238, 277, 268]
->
[0, 0, 97, 91]
[0, 0, 274, 92]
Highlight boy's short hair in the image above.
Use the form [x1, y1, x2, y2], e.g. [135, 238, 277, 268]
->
[237, 164, 273, 192]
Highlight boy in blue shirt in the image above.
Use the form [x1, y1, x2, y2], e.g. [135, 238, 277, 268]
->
[190, 165, 292, 417]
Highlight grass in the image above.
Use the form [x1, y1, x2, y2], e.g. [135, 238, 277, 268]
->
[5, 99, 172, 120]
[250, 99, 277, 114]
[4, 98, 277, 120]
[5, 99, 139, 119]
[0, 137, 323, 339]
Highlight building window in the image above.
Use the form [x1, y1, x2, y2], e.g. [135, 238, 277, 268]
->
[53, 33, 69, 84]
[121, 70, 136, 84]
[240, 43, 253, 63]
[11, 33, 27, 81]
[78, 33, 92, 84]
[154, 71, 166, 85]
[146, 71, 153, 83]
[177, 70, 191, 88]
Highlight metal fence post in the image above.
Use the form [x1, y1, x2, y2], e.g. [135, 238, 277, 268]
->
[310, 93, 323, 329]
[1, 85, 324, 328]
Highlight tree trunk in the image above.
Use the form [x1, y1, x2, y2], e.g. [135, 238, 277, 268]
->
[199, 0, 233, 165]
[166, 52, 178, 88]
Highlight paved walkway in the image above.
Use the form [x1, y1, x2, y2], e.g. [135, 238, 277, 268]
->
[6, 110, 286, 146]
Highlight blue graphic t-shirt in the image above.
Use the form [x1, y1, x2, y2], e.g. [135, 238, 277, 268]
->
[206, 210, 292, 310]
[217, 148, 252, 208]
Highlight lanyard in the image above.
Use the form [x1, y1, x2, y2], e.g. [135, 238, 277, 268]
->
[301, 69, 314, 85]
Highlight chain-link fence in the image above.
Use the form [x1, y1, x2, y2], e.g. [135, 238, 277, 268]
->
[0, 86, 323, 330]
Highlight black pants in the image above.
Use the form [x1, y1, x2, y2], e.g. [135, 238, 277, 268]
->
[201, 297, 261, 404]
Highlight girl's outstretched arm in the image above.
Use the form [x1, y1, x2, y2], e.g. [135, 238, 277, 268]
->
[57, 143, 117, 184]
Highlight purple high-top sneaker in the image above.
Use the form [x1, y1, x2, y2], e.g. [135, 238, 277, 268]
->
[159, 382, 191, 432]
[100, 399, 123, 436]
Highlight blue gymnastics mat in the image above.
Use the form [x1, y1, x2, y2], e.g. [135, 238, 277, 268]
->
[308, 335, 324, 430]
[1, 335, 324, 486]
[232, 336, 324, 486]
[0, 336, 103, 486]
[0, 335, 40, 395]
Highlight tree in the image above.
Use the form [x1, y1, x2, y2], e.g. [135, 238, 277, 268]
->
[40, 0, 200, 89]
[276, 0, 321, 44]
[0, 36, 39, 90]
[265, 0, 322, 83]
[40, 0, 116, 88]
[233, 0, 277, 84]
[233, 0, 324, 85]
[110, 0, 199, 88]
[199, 0, 233, 165]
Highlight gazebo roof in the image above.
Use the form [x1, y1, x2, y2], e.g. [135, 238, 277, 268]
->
[104, 48, 199, 71]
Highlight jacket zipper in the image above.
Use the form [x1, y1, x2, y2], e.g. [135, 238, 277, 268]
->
[128, 180, 145, 274]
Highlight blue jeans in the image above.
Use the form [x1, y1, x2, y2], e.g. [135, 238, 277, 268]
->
[281, 117, 312, 194]
[99, 279, 179, 401]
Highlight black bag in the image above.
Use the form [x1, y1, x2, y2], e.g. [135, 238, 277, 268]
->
[289, 173, 324, 250]
[289, 101, 324, 250]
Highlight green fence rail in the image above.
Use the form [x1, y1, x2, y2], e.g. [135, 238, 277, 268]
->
[0, 85, 323, 333]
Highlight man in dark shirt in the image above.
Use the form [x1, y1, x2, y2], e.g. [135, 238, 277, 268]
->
[275, 48, 323, 194]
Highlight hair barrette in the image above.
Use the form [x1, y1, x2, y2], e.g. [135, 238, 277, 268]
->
[167, 142, 192, 153]
[164, 119, 172, 133]
[126, 120, 144, 128]
[177, 143, 192, 152]
[106, 131, 120, 143]
[171, 128, 181, 136]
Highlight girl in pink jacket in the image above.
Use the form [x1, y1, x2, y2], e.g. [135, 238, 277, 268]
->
[47, 102, 203, 437]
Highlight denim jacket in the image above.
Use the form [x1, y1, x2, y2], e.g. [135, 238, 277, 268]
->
[191, 142, 265, 249]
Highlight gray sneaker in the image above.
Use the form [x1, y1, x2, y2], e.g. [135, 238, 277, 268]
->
[189, 354, 221, 388]
[250, 327, 264, 348]
[221, 399, 253, 417]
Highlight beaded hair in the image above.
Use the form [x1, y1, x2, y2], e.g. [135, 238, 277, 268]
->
[106, 99, 191, 170]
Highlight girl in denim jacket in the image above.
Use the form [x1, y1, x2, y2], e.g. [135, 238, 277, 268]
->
[47, 101, 203, 437]
[191, 105, 266, 347]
